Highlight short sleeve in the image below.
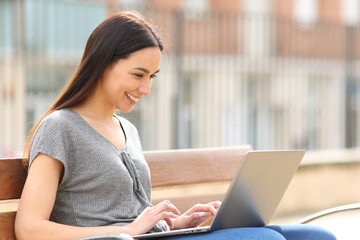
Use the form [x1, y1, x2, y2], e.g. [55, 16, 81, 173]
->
[29, 112, 69, 174]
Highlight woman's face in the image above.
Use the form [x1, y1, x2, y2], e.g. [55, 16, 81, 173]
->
[99, 47, 162, 113]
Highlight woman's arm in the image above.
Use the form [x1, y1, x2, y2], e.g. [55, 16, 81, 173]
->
[15, 154, 180, 240]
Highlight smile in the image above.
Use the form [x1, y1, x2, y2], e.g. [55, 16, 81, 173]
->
[125, 92, 140, 103]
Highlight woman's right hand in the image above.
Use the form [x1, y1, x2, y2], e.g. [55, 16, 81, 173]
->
[127, 200, 181, 236]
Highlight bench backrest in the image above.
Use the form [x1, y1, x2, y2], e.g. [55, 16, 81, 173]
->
[0, 145, 251, 240]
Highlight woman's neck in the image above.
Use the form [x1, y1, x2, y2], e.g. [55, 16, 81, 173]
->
[73, 92, 115, 122]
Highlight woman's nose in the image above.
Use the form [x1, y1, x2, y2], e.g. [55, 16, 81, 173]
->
[139, 80, 151, 96]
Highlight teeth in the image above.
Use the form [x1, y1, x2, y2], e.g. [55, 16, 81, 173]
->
[125, 92, 139, 103]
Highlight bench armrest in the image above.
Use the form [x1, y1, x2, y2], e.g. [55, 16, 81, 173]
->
[297, 203, 360, 224]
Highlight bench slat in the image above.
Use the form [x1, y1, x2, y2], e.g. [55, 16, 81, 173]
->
[0, 146, 251, 200]
[0, 211, 16, 240]
[0, 158, 27, 200]
[145, 146, 251, 187]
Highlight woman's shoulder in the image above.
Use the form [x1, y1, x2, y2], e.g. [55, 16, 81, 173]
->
[38, 108, 78, 130]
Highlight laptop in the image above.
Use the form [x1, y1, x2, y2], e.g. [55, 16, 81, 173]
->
[134, 150, 305, 239]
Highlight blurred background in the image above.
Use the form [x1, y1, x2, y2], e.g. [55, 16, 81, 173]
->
[2, 0, 360, 154]
[1, 0, 360, 232]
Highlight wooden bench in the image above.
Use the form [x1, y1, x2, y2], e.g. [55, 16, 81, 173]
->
[0, 145, 252, 240]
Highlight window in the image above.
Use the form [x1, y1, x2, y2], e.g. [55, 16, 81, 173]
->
[342, 0, 359, 26]
[0, 0, 14, 53]
[119, 0, 144, 10]
[183, 0, 208, 16]
[24, 0, 106, 55]
[293, 0, 318, 25]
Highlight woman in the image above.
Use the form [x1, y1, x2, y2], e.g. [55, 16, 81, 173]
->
[15, 11, 336, 240]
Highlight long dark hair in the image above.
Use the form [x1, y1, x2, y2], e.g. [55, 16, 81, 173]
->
[23, 11, 163, 165]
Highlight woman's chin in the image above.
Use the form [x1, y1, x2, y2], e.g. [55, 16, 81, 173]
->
[117, 106, 135, 113]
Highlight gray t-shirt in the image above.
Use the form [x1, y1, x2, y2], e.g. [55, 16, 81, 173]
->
[29, 108, 169, 232]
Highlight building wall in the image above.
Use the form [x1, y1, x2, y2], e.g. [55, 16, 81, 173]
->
[1, 0, 360, 156]
[0, 58, 25, 157]
[0, 0, 107, 157]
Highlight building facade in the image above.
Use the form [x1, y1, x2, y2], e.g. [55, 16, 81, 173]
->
[1, 0, 360, 156]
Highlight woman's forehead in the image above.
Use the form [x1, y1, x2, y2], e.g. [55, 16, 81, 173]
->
[120, 47, 161, 71]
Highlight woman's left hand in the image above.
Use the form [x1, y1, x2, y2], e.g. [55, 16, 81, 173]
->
[170, 201, 221, 230]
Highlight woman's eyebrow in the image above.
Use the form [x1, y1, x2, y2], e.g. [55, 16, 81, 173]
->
[133, 67, 160, 74]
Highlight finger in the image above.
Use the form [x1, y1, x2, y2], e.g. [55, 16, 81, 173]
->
[187, 212, 211, 227]
[188, 204, 217, 216]
[191, 212, 210, 219]
[155, 212, 178, 228]
[163, 217, 174, 228]
[207, 201, 221, 209]
[152, 200, 181, 216]
[152, 203, 180, 221]
[138, 206, 178, 231]
[156, 200, 180, 214]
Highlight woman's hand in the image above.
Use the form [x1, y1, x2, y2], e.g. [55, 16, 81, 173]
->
[170, 201, 221, 230]
[127, 200, 181, 236]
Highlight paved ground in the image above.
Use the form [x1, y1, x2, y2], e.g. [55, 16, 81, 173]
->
[270, 210, 360, 240]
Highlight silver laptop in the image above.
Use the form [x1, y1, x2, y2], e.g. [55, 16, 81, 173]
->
[134, 150, 305, 239]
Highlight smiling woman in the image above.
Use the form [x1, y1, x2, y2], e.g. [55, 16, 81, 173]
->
[14, 11, 336, 240]
[22, 11, 164, 161]
[96, 47, 161, 113]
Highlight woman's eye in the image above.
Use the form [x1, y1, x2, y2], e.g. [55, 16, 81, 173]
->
[134, 73, 143, 78]
[150, 74, 157, 79]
